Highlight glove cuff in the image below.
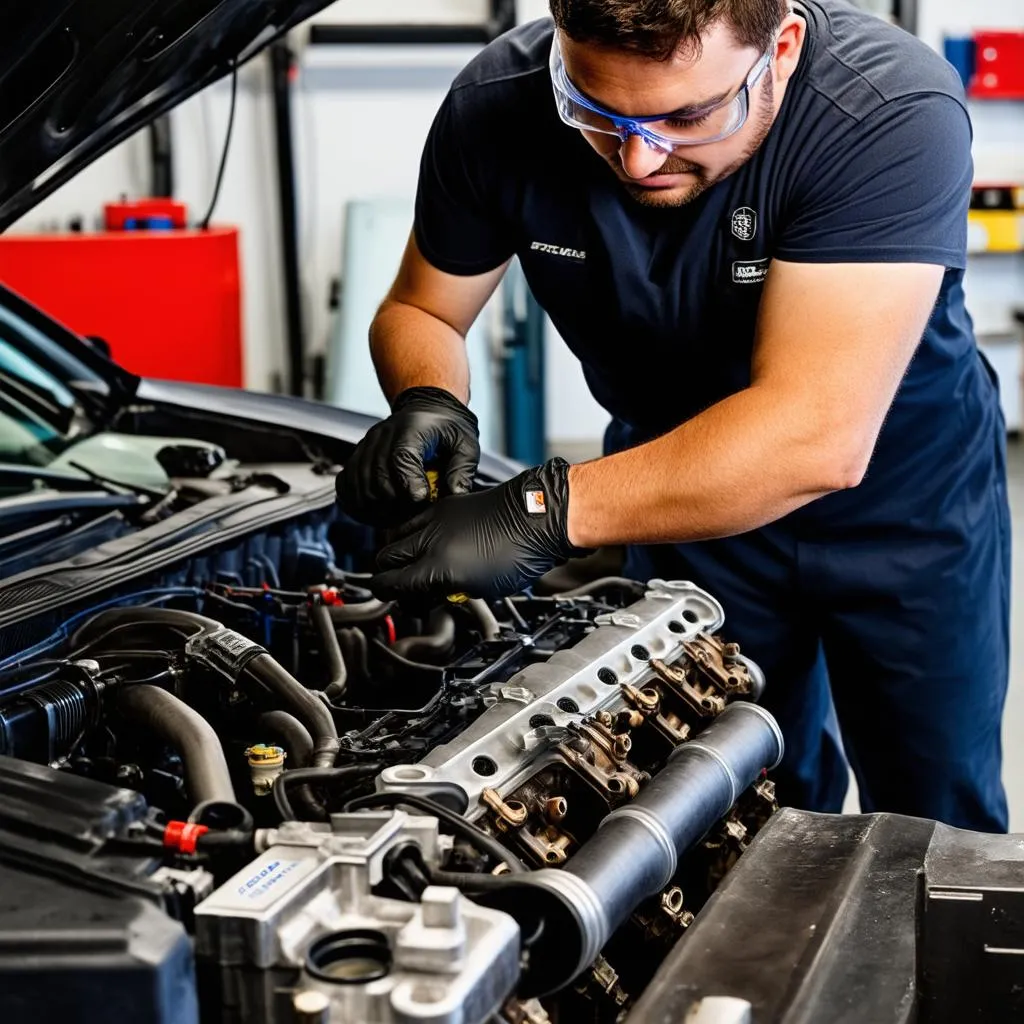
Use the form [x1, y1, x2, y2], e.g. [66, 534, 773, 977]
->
[524, 458, 594, 561]
[391, 386, 479, 432]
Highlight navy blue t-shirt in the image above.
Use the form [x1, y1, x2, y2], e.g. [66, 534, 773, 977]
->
[414, 0, 1002, 535]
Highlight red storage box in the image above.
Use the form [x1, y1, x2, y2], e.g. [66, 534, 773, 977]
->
[0, 227, 243, 387]
[971, 31, 1024, 99]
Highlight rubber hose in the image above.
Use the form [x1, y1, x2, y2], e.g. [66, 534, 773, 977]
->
[338, 628, 369, 686]
[245, 654, 340, 768]
[344, 791, 525, 873]
[326, 599, 395, 624]
[392, 609, 456, 661]
[257, 710, 314, 768]
[466, 599, 500, 640]
[117, 684, 235, 805]
[72, 607, 222, 649]
[311, 601, 348, 699]
[273, 763, 382, 822]
[256, 710, 321, 817]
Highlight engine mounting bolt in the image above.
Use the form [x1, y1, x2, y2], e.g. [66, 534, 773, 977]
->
[723, 642, 740, 665]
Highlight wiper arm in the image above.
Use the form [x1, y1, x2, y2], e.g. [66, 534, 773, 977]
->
[0, 462, 165, 505]
[65, 461, 167, 502]
[0, 464, 120, 494]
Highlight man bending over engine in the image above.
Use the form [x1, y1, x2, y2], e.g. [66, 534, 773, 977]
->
[337, 0, 1010, 831]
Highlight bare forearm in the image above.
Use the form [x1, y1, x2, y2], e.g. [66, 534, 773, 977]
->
[567, 384, 871, 547]
[370, 299, 471, 404]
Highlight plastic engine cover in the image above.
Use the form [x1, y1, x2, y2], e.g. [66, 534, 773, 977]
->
[0, 756, 199, 1024]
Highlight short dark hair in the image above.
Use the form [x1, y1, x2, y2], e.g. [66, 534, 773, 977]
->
[548, 0, 789, 60]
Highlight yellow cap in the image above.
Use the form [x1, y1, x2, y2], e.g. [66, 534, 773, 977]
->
[245, 744, 285, 768]
[424, 470, 469, 603]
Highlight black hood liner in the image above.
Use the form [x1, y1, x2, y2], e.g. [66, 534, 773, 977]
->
[0, 0, 334, 231]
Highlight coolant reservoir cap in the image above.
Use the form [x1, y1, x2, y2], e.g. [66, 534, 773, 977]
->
[246, 744, 285, 767]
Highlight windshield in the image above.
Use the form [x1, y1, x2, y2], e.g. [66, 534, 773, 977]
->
[0, 333, 80, 466]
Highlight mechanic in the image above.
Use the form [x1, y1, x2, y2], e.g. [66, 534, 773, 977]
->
[337, 0, 1010, 832]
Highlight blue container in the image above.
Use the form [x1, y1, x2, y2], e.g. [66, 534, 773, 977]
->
[944, 37, 976, 89]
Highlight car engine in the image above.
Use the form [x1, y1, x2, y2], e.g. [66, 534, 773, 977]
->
[0, 518, 782, 1024]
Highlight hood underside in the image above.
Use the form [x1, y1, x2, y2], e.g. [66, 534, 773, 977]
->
[0, 0, 335, 231]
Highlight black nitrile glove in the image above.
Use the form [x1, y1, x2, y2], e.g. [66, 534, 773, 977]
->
[370, 458, 591, 602]
[337, 386, 479, 526]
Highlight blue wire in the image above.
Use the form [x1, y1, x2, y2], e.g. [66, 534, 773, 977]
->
[0, 586, 205, 675]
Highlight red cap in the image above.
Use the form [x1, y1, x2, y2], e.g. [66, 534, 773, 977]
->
[163, 820, 210, 855]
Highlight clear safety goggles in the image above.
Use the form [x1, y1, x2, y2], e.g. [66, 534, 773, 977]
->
[549, 33, 774, 151]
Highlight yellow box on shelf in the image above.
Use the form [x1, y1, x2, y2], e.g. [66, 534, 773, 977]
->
[967, 209, 1024, 253]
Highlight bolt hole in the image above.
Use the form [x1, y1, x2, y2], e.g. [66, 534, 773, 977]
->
[607, 777, 623, 792]
[530, 714, 555, 729]
[472, 756, 498, 777]
[631, 644, 650, 661]
[598, 668, 618, 686]
[546, 851, 560, 862]
[668, 620, 685, 634]
[557, 697, 579, 714]
[727, 676, 739, 686]
[682, 609, 700, 623]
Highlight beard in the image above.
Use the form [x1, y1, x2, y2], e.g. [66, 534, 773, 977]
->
[620, 73, 776, 209]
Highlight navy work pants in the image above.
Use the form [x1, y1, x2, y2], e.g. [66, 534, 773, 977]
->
[609, 421, 1012, 832]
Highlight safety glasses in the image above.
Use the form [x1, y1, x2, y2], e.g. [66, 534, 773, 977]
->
[549, 33, 774, 151]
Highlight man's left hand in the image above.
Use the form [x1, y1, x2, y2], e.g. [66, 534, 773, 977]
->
[371, 458, 588, 602]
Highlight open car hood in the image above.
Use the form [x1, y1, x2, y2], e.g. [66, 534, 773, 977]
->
[0, 0, 335, 231]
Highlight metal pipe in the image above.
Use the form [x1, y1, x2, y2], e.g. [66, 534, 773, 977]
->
[118, 684, 235, 806]
[148, 115, 174, 197]
[270, 41, 305, 397]
[488, 701, 784, 995]
[549, 576, 646, 601]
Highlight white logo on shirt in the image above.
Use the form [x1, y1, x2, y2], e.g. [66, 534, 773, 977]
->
[732, 258, 769, 284]
[731, 207, 758, 241]
[530, 240, 586, 261]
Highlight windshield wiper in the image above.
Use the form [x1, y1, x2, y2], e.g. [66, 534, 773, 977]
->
[0, 464, 120, 494]
[65, 460, 167, 502]
[0, 463, 165, 505]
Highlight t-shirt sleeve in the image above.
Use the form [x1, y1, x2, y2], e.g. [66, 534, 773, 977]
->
[413, 89, 516, 276]
[775, 92, 973, 267]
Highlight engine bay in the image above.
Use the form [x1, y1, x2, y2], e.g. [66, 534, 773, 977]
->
[0, 526, 782, 1024]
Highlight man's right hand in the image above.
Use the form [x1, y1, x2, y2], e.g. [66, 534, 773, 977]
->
[336, 385, 480, 526]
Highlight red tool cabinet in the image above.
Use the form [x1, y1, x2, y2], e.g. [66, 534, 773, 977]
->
[0, 227, 244, 387]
